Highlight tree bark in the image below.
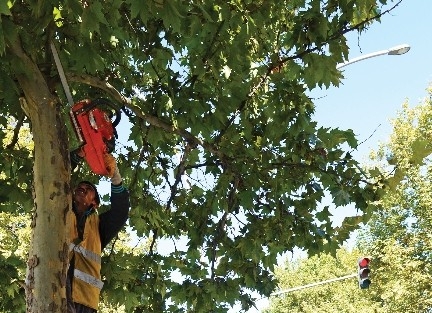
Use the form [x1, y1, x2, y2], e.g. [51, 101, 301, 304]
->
[8, 38, 72, 312]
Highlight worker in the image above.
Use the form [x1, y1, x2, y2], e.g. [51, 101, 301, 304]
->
[67, 151, 130, 313]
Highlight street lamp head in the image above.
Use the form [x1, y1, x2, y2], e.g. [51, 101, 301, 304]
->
[336, 43, 411, 70]
[387, 44, 410, 55]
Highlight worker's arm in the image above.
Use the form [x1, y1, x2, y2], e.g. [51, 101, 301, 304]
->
[98, 155, 130, 249]
[99, 183, 130, 249]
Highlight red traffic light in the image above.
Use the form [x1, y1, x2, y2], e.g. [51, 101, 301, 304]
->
[358, 257, 371, 289]
[358, 257, 370, 267]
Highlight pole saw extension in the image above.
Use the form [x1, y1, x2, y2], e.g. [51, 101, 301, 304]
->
[50, 42, 121, 176]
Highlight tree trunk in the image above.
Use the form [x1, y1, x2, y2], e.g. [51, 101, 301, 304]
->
[9, 39, 72, 312]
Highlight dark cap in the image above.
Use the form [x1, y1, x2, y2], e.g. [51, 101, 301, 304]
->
[78, 180, 100, 205]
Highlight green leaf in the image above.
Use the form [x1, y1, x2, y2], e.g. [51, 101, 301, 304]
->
[126, 0, 148, 20]
[334, 189, 350, 206]
[410, 138, 431, 165]
[0, 1, 11, 15]
[315, 205, 332, 222]
[161, 0, 185, 33]
[81, 1, 108, 34]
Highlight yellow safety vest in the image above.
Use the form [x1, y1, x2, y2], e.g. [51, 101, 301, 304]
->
[69, 212, 103, 310]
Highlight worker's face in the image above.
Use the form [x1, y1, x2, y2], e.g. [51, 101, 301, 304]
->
[73, 182, 97, 211]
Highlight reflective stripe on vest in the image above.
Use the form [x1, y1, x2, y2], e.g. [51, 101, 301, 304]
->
[74, 268, 104, 290]
[69, 243, 101, 264]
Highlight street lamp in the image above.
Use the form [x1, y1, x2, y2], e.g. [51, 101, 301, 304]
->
[336, 44, 410, 69]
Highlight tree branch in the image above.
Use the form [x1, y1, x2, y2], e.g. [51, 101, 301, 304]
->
[67, 73, 131, 105]
[210, 212, 228, 280]
[67, 73, 226, 161]
[5, 113, 26, 150]
[166, 142, 193, 212]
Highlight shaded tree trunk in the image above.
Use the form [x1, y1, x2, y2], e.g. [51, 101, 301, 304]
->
[8, 38, 72, 312]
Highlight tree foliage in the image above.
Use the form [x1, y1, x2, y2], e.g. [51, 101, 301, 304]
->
[359, 86, 432, 312]
[266, 248, 380, 313]
[0, 0, 404, 312]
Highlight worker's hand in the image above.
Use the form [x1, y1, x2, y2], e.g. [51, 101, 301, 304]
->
[103, 153, 117, 177]
[70, 148, 85, 171]
[76, 147, 85, 158]
[103, 153, 122, 185]
[71, 147, 85, 159]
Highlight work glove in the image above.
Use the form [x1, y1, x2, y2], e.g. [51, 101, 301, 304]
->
[103, 153, 122, 185]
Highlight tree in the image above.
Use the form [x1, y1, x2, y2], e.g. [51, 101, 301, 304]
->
[358, 85, 432, 312]
[0, 1, 403, 312]
[265, 248, 380, 313]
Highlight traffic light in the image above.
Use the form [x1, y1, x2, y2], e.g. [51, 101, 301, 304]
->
[358, 257, 371, 289]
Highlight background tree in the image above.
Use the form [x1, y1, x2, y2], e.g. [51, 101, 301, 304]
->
[265, 248, 380, 313]
[266, 86, 432, 313]
[0, 1, 403, 312]
[0, 117, 33, 312]
[358, 85, 432, 312]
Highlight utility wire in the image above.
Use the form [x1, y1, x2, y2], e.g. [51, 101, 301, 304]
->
[270, 273, 357, 296]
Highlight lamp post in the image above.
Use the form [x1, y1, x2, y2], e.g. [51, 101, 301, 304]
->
[336, 44, 410, 69]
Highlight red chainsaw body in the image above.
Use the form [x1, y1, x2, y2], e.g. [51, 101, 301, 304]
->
[70, 99, 114, 175]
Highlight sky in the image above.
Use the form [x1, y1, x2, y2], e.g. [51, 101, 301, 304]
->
[253, 0, 432, 312]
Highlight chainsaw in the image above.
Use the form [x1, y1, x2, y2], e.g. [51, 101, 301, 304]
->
[49, 42, 122, 176]
[70, 98, 121, 176]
